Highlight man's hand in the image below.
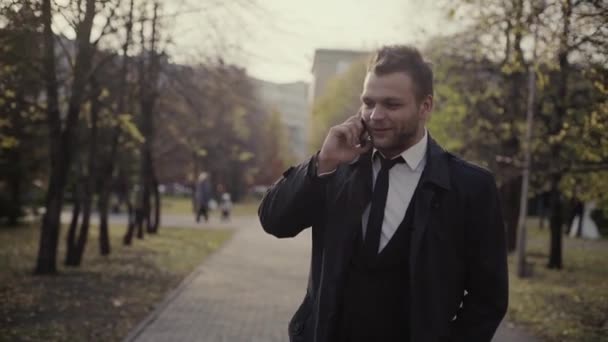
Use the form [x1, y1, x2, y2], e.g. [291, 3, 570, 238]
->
[318, 113, 372, 174]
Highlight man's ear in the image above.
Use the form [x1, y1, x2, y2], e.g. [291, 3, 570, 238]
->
[420, 95, 433, 120]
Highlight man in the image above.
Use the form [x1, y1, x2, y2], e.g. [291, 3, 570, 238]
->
[258, 45, 508, 342]
[195, 172, 211, 223]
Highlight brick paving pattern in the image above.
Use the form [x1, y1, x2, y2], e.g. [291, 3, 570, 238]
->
[124, 216, 535, 342]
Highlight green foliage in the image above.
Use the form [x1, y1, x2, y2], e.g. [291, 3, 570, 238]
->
[156, 62, 275, 198]
[231, 105, 251, 141]
[0, 1, 46, 224]
[117, 113, 145, 144]
[427, 64, 468, 152]
[424, 36, 522, 181]
[310, 60, 367, 151]
[255, 109, 294, 184]
[532, 64, 608, 210]
[433, 0, 608, 212]
[0, 134, 19, 149]
[561, 171, 608, 210]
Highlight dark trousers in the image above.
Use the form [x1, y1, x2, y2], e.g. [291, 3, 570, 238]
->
[196, 205, 208, 222]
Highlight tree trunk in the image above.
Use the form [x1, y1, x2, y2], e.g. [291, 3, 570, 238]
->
[495, 0, 525, 254]
[576, 202, 583, 238]
[37, 176, 65, 274]
[65, 184, 82, 265]
[191, 152, 199, 214]
[65, 77, 101, 267]
[139, 3, 160, 235]
[98, 131, 119, 255]
[65, 174, 91, 266]
[7, 99, 25, 226]
[35, 0, 63, 275]
[546, 0, 571, 270]
[73, 197, 93, 265]
[150, 174, 160, 233]
[500, 176, 521, 253]
[136, 204, 145, 239]
[548, 173, 563, 269]
[35, 0, 97, 274]
[538, 195, 545, 229]
[113, 0, 135, 249]
[7, 150, 23, 226]
[135, 212, 147, 240]
[133, 169, 146, 239]
[98, 186, 111, 255]
[123, 197, 137, 245]
[142, 149, 152, 234]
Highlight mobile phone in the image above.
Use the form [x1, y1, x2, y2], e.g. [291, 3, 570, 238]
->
[359, 119, 372, 147]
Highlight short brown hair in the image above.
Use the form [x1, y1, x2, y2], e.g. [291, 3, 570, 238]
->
[368, 45, 433, 103]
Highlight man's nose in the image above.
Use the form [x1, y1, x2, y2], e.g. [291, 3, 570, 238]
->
[370, 107, 386, 120]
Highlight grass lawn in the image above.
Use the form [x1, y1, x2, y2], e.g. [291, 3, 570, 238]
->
[507, 222, 608, 341]
[0, 222, 233, 342]
[162, 195, 260, 217]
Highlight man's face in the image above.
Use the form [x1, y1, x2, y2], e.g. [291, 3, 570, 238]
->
[360, 71, 432, 157]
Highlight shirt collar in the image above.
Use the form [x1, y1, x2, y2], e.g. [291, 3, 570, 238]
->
[373, 129, 428, 171]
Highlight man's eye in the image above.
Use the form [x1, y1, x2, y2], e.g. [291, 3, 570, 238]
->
[385, 103, 401, 109]
[363, 102, 374, 108]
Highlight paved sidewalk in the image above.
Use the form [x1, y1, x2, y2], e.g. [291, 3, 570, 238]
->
[125, 216, 536, 342]
[59, 211, 250, 230]
[125, 217, 310, 342]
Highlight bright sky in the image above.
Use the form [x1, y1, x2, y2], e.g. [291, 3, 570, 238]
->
[168, 0, 462, 83]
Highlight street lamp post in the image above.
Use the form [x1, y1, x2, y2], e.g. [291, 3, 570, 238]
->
[516, 1, 543, 278]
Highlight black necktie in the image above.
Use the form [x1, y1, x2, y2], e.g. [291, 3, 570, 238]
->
[364, 154, 405, 258]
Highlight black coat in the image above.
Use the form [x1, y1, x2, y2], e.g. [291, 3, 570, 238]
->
[258, 137, 508, 342]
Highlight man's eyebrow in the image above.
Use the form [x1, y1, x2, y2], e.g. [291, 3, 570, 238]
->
[361, 96, 402, 102]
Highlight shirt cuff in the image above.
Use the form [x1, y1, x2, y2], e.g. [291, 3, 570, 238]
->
[306, 152, 336, 181]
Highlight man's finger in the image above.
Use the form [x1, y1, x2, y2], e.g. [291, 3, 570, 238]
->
[348, 124, 360, 147]
[346, 113, 360, 124]
[333, 125, 351, 145]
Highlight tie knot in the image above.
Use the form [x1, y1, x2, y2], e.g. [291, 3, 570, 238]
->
[378, 154, 405, 171]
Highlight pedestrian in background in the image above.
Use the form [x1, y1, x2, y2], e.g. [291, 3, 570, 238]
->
[195, 172, 211, 223]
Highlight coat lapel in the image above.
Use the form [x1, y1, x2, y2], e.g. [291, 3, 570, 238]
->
[330, 150, 373, 223]
[410, 136, 451, 271]
[410, 185, 435, 269]
[329, 151, 373, 261]
[316, 151, 373, 341]
[347, 151, 373, 218]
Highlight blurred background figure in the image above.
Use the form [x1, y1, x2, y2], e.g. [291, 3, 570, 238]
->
[195, 172, 211, 223]
[220, 192, 233, 222]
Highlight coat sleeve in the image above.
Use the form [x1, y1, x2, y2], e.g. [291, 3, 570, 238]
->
[451, 173, 509, 342]
[258, 154, 330, 238]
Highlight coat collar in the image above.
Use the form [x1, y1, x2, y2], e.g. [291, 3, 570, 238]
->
[350, 134, 451, 191]
[420, 136, 451, 190]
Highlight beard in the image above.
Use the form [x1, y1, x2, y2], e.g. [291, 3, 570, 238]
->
[373, 125, 421, 157]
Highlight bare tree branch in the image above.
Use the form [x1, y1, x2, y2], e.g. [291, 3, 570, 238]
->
[92, 0, 121, 47]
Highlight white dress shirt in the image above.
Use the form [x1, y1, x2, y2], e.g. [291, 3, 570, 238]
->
[362, 130, 428, 252]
